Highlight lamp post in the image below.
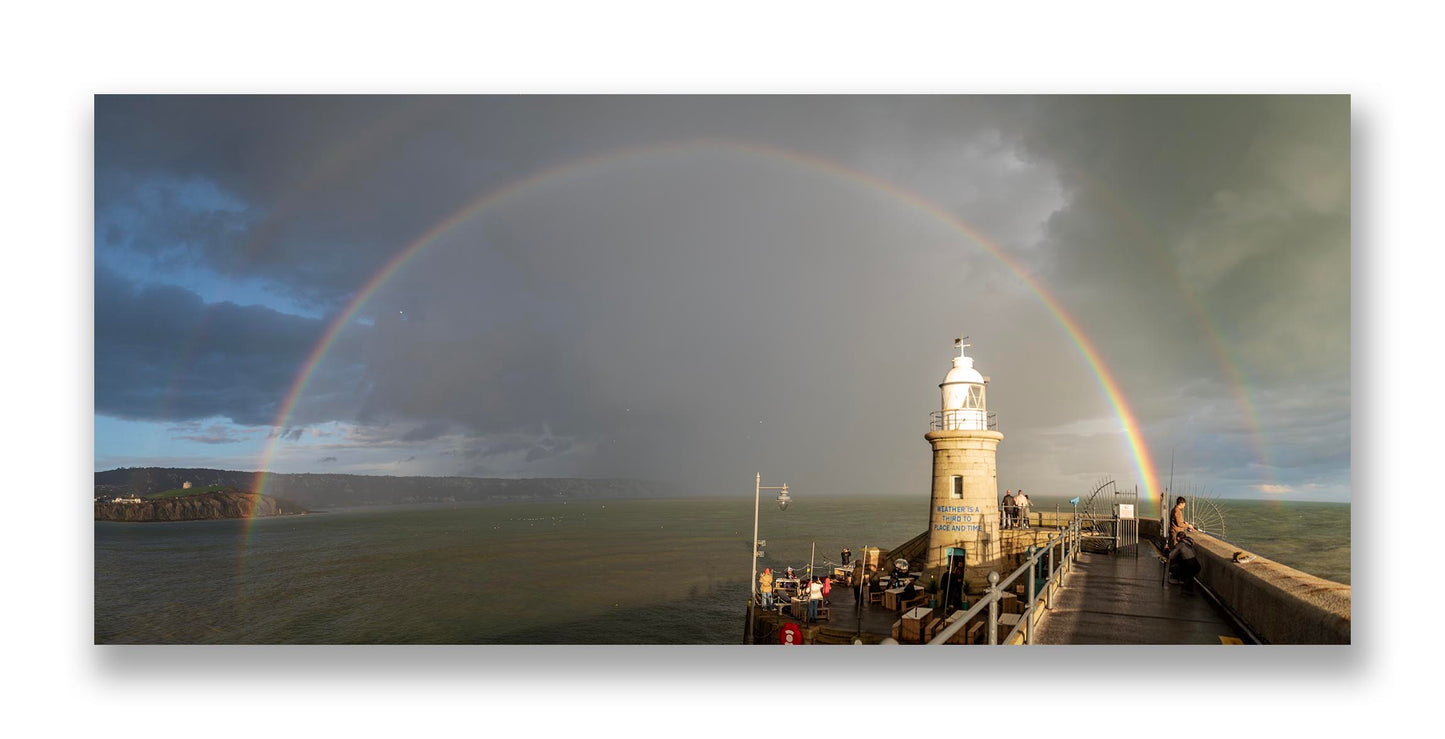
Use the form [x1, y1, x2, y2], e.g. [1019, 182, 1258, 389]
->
[750, 473, 792, 635]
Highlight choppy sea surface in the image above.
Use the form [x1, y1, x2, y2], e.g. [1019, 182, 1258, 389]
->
[1205, 499, 1351, 585]
[95, 495, 1348, 644]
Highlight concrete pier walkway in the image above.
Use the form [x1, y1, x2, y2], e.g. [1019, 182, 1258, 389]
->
[1031, 548, 1248, 645]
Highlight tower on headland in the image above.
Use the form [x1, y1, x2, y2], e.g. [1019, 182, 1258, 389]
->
[924, 336, 1004, 588]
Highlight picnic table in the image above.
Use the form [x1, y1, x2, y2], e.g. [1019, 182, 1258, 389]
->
[883, 584, 919, 610]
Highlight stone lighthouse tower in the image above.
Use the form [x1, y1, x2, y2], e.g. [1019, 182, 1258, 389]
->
[924, 337, 1004, 588]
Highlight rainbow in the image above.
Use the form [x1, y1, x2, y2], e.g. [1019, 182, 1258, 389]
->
[249, 139, 1170, 533]
[1070, 169, 1274, 486]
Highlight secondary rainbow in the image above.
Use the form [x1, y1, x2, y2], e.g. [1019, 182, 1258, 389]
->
[1070, 168, 1275, 485]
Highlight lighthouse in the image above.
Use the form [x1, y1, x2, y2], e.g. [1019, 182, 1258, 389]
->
[924, 336, 1004, 588]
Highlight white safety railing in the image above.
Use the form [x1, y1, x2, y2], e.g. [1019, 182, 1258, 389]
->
[929, 409, 999, 431]
[927, 518, 1082, 645]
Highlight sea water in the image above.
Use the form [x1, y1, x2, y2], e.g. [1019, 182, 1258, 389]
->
[94, 496, 1348, 644]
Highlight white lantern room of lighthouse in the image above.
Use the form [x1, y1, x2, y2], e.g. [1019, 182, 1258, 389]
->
[939, 341, 988, 430]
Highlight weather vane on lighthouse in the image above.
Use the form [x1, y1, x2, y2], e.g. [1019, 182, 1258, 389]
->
[955, 334, 971, 352]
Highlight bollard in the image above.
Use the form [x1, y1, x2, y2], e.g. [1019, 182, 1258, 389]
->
[987, 571, 1000, 645]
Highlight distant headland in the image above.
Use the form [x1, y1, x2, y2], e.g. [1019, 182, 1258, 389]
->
[93, 467, 682, 515]
[94, 485, 308, 522]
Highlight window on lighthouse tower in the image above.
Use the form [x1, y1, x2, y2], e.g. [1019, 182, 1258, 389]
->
[965, 385, 984, 409]
[951, 476, 963, 498]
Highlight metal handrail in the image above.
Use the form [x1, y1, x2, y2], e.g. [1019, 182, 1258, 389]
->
[928, 410, 999, 432]
[927, 518, 1081, 645]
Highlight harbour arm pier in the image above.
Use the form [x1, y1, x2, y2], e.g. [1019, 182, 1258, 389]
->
[744, 340, 1351, 646]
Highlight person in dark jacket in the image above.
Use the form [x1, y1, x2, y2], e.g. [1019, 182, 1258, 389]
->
[1169, 496, 1194, 549]
[940, 562, 966, 614]
[1168, 533, 1201, 594]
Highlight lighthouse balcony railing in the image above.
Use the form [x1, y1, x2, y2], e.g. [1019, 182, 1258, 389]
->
[930, 410, 998, 432]
[927, 518, 1081, 646]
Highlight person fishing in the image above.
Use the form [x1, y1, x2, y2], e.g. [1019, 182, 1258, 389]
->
[1169, 496, 1194, 549]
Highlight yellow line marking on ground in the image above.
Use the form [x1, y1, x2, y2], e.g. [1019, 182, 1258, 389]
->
[1219, 636, 1243, 645]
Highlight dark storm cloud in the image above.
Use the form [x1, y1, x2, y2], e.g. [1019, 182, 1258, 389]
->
[1005, 96, 1349, 492]
[94, 97, 1035, 310]
[94, 267, 357, 426]
[1008, 96, 1349, 391]
[95, 96, 1350, 500]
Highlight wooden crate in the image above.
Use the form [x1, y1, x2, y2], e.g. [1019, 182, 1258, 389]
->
[900, 610, 934, 643]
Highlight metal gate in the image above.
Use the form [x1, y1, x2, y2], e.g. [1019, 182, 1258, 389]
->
[1112, 485, 1139, 557]
[1078, 479, 1139, 556]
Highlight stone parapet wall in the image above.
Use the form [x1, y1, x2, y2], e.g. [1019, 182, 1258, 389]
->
[1140, 518, 1351, 644]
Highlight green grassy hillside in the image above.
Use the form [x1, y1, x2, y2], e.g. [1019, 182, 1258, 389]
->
[145, 485, 233, 499]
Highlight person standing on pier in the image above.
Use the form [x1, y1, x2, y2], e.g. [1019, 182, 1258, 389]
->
[1002, 490, 1017, 529]
[841, 547, 851, 567]
[807, 577, 824, 622]
[940, 562, 966, 614]
[760, 568, 774, 609]
[1016, 490, 1031, 529]
[1169, 496, 1193, 548]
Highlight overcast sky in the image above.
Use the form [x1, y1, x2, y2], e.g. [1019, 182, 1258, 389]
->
[93, 95, 1349, 502]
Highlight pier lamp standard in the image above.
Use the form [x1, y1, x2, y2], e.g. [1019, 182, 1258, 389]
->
[750, 473, 792, 610]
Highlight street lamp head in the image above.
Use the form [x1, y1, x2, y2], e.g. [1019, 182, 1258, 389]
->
[777, 486, 791, 511]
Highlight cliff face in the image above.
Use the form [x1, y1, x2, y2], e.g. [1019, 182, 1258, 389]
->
[94, 492, 307, 522]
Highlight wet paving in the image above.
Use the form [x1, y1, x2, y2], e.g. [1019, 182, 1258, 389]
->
[1030, 549, 1246, 645]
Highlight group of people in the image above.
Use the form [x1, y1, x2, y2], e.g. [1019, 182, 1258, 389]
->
[757, 567, 833, 622]
[1000, 489, 1031, 529]
[864, 561, 917, 605]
